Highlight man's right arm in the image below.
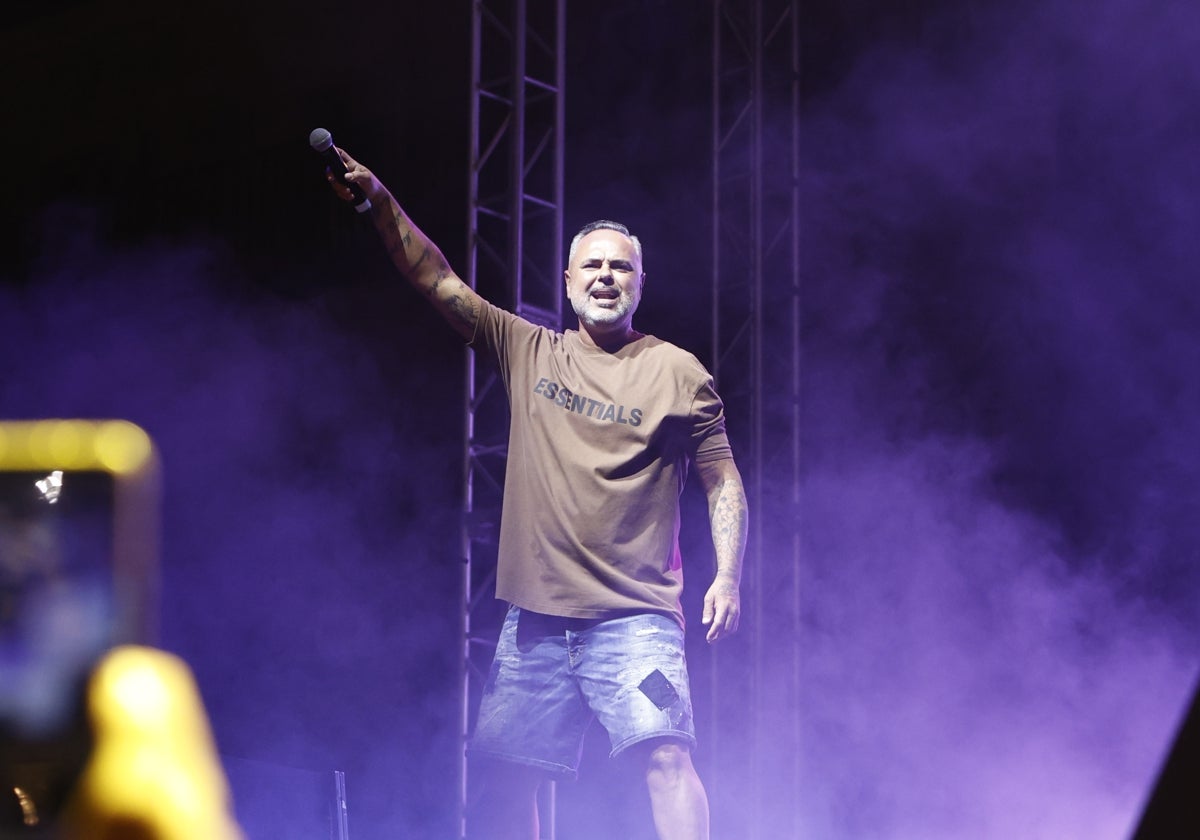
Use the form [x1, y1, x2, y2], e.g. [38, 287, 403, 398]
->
[334, 148, 483, 341]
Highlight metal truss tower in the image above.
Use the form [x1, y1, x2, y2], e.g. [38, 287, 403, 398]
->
[711, 1, 801, 837]
[462, 0, 565, 837]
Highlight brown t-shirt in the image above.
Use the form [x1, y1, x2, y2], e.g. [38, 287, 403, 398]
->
[470, 299, 733, 628]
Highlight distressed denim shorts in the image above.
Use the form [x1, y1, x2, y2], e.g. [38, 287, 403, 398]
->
[468, 605, 697, 779]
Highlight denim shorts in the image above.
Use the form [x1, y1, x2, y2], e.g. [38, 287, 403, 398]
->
[468, 605, 697, 779]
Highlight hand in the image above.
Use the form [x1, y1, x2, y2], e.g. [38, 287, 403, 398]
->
[66, 646, 245, 839]
[701, 575, 741, 643]
[325, 147, 382, 204]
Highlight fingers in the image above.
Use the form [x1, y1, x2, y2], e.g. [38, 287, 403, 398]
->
[702, 594, 719, 644]
[325, 169, 352, 200]
[706, 613, 728, 643]
[335, 146, 368, 184]
[703, 594, 741, 643]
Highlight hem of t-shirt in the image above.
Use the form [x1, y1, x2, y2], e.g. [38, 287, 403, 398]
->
[505, 597, 685, 630]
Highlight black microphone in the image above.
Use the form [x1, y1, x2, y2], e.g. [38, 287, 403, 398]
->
[309, 127, 372, 213]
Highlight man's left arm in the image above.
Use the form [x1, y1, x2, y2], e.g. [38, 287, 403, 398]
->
[695, 457, 748, 643]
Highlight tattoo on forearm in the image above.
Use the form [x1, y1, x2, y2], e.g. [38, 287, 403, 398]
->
[713, 579, 739, 597]
[411, 246, 431, 272]
[375, 199, 477, 333]
[384, 234, 403, 262]
[381, 208, 409, 262]
[710, 479, 748, 580]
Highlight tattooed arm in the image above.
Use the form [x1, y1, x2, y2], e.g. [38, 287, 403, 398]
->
[695, 456, 748, 643]
[331, 147, 483, 341]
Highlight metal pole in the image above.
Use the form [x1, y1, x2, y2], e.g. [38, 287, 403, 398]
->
[461, 4, 484, 836]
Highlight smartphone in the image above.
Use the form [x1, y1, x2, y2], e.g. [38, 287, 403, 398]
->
[0, 420, 158, 835]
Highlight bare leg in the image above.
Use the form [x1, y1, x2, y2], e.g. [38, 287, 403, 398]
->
[467, 759, 542, 840]
[642, 741, 710, 840]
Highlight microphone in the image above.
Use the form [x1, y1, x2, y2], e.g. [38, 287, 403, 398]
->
[309, 127, 372, 213]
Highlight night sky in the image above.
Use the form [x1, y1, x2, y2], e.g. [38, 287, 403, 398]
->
[3, 0, 1199, 837]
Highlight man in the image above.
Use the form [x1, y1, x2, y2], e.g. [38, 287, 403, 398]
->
[328, 148, 747, 840]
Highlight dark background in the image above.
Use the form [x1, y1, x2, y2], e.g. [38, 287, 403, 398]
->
[3, 0, 1200, 837]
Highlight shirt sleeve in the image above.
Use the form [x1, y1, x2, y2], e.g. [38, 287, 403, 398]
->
[690, 378, 734, 464]
[468, 298, 543, 392]
[467, 298, 510, 358]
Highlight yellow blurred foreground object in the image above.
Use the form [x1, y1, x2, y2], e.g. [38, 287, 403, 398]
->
[63, 646, 244, 840]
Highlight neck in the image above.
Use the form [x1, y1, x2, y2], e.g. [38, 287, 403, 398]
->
[578, 321, 637, 351]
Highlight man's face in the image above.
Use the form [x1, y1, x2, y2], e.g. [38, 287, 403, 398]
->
[565, 229, 644, 334]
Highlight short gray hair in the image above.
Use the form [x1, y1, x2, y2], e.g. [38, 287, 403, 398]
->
[568, 220, 644, 268]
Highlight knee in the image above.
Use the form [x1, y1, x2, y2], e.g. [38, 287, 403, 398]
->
[471, 757, 542, 800]
[467, 760, 542, 838]
[643, 741, 697, 791]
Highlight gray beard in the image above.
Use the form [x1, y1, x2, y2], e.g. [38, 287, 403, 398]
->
[570, 288, 635, 327]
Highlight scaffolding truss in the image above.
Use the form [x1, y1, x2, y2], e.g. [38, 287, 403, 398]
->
[710, 1, 802, 837]
[462, 0, 566, 837]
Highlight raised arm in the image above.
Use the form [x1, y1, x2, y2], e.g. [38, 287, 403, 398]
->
[695, 456, 748, 643]
[329, 148, 484, 341]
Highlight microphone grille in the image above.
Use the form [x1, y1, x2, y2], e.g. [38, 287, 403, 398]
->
[308, 127, 333, 152]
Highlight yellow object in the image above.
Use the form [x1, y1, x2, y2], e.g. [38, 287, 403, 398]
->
[62, 646, 244, 840]
[0, 420, 153, 475]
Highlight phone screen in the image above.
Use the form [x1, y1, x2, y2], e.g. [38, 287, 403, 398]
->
[1, 469, 118, 737]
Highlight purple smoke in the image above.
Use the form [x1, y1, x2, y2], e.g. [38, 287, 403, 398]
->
[780, 0, 1200, 836]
